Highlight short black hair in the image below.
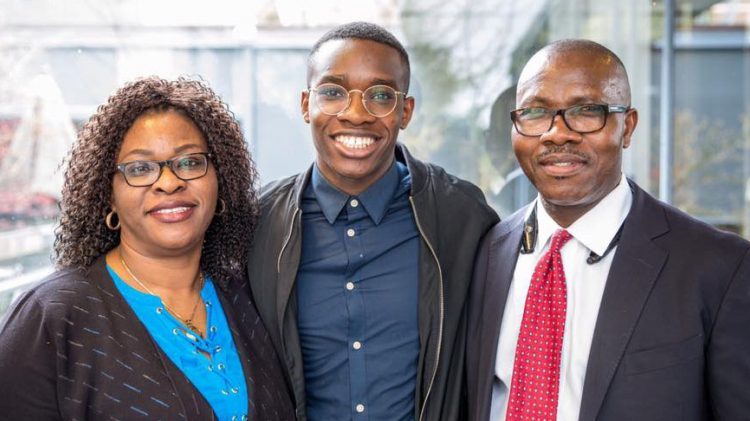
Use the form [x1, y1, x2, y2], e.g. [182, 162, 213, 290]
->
[306, 21, 411, 91]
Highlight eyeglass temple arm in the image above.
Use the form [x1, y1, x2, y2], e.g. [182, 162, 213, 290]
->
[608, 105, 630, 112]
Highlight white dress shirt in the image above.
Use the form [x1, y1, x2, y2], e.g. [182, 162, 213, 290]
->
[490, 174, 632, 421]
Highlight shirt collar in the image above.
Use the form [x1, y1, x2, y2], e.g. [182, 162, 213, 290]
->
[534, 174, 633, 255]
[311, 161, 401, 225]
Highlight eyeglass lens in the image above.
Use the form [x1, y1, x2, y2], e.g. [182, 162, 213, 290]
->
[121, 153, 209, 186]
[313, 83, 400, 117]
[514, 104, 609, 136]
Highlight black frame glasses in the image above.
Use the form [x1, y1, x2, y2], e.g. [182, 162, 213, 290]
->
[309, 83, 407, 118]
[115, 152, 212, 187]
[510, 104, 630, 137]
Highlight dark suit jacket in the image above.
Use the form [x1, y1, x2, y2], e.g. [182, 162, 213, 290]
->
[466, 181, 750, 421]
[0, 256, 295, 420]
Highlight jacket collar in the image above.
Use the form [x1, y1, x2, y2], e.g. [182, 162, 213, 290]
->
[396, 143, 429, 197]
[291, 166, 313, 209]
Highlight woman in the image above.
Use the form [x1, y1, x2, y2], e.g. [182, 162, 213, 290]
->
[0, 77, 294, 420]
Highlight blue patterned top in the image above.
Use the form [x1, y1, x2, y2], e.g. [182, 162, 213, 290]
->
[108, 266, 249, 421]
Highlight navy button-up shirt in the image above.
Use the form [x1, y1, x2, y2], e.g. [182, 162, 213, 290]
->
[296, 161, 419, 421]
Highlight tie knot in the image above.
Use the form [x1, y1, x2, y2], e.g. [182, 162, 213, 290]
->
[550, 229, 572, 250]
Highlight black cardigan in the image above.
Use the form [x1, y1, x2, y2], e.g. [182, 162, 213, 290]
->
[0, 256, 294, 420]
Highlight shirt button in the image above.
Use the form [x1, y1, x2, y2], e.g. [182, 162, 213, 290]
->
[350, 199, 359, 207]
[352, 341, 362, 350]
[356, 404, 365, 413]
[346, 282, 355, 291]
[346, 228, 356, 237]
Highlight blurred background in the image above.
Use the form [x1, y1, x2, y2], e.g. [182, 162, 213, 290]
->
[0, 0, 748, 314]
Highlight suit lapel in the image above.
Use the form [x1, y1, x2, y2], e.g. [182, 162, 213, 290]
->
[475, 209, 525, 421]
[578, 182, 669, 421]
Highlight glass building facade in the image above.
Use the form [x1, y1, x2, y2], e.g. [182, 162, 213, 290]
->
[0, 0, 748, 313]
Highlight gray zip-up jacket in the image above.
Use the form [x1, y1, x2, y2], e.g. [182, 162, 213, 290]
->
[246, 144, 499, 420]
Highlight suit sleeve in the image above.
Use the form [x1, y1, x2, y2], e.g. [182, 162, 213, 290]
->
[708, 248, 750, 419]
[0, 290, 61, 419]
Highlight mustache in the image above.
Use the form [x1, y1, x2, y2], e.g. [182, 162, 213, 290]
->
[536, 145, 589, 161]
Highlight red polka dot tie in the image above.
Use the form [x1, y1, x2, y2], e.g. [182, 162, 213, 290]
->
[506, 229, 572, 421]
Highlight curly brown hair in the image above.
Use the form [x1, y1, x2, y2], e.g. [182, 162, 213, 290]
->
[54, 76, 258, 286]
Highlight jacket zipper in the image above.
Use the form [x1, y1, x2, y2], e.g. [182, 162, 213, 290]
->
[409, 196, 444, 421]
[277, 207, 300, 273]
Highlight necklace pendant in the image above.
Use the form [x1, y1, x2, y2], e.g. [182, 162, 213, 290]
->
[184, 320, 202, 338]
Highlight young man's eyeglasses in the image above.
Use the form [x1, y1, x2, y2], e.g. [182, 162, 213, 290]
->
[116, 152, 212, 187]
[309, 83, 407, 118]
[510, 104, 630, 137]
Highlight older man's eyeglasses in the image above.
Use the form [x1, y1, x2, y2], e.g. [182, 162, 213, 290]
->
[116, 152, 212, 187]
[309, 83, 407, 118]
[510, 104, 630, 137]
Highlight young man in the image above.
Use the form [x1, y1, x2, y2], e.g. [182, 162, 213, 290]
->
[466, 39, 750, 421]
[247, 22, 499, 420]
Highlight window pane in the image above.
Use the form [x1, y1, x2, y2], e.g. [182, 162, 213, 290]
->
[1, 0, 747, 316]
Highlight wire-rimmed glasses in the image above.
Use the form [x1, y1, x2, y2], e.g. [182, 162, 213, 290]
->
[309, 83, 407, 118]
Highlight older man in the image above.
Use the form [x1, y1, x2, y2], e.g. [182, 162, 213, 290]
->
[467, 39, 750, 421]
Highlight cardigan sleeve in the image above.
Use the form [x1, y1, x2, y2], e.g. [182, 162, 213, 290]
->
[0, 289, 61, 419]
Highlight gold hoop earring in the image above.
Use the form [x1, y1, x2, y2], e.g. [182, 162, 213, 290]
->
[105, 210, 120, 230]
[216, 198, 226, 216]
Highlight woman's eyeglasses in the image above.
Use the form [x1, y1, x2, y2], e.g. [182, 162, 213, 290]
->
[115, 152, 212, 187]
